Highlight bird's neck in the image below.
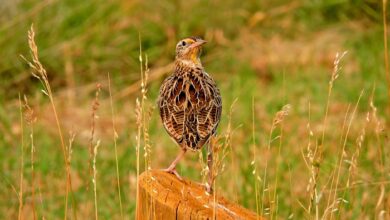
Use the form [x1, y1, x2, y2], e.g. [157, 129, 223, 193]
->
[175, 58, 203, 70]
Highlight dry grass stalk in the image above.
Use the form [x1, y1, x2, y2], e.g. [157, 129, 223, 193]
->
[303, 51, 346, 219]
[271, 104, 291, 219]
[303, 101, 315, 213]
[67, 131, 76, 175]
[18, 94, 24, 220]
[23, 96, 37, 220]
[135, 97, 142, 219]
[334, 97, 371, 218]
[321, 51, 347, 150]
[346, 107, 370, 189]
[382, 0, 390, 108]
[227, 99, 239, 203]
[272, 104, 291, 126]
[141, 55, 153, 172]
[208, 129, 231, 188]
[320, 50, 347, 152]
[251, 97, 261, 218]
[301, 100, 324, 219]
[324, 104, 350, 218]
[142, 56, 155, 219]
[326, 90, 363, 220]
[67, 129, 76, 218]
[92, 140, 100, 220]
[107, 73, 124, 219]
[197, 100, 236, 217]
[201, 101, 234, 219]
[369, 87, 387, 214]
[135, 34, 154, 219]
[66, 133, 76, 219]
[204, 132, 230, 196]
[21, 25, 74, 219]
[88, 83, 102, 187]
[261, 104, 291, 218]
[88, 83, 101, 220]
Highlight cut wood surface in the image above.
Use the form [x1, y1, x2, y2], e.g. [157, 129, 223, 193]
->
[137, 170, 262, 220]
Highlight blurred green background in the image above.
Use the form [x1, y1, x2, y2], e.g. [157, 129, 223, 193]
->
[0, 0, 389, 219]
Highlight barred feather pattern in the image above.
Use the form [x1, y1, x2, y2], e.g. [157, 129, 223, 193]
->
[158, 60, 222, 151]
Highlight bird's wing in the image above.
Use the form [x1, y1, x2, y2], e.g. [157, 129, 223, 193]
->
[158, 75, 186, 143]
[195, 74, 222, 140]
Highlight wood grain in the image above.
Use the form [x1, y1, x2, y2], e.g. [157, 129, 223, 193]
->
[136, 170, 262, 220]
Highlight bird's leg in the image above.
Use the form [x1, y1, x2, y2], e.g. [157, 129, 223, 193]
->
[163, 148, 187, 180]
[206, 142, 214, 194]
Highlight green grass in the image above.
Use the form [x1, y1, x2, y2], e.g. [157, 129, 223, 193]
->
[0, 0, 389, 219]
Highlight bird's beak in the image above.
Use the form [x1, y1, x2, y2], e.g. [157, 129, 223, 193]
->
[190, 39, 207, 48]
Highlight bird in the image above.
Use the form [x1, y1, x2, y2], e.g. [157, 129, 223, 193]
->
[158, 37, 222, 193]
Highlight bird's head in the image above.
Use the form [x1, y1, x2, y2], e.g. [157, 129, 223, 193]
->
[175, 37, 207, 65]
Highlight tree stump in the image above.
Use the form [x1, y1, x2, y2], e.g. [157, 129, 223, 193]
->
[136, 170, 262, 220]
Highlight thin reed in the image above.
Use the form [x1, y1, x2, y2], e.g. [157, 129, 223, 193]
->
[18, 94, 24, 220]
[89, 84, 101, 220]
[21, 25, 75, 219]
[23, 96, 37, 220]
[135, 34, 154, 218]
[383, 0, 390, 104]
[92, 140, 100, 220]
[107, 73, 124, 219]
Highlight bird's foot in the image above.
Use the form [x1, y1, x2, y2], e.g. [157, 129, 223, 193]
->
[203, 182, 213, 195]
[162, 167, 183, 181]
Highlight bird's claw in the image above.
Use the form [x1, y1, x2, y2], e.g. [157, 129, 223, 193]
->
[163, 167, 183, 181]
[203, 183, 213, 194]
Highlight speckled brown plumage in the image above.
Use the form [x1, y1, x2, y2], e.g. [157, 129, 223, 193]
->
[158, 61, 222, 150]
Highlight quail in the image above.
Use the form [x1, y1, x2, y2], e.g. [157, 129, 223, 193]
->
[158, 37, 222, 193]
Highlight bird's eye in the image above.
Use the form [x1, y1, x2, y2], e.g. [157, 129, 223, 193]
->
[181, 41, 186, 46]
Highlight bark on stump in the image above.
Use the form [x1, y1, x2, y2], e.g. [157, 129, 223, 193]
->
[136, 170, 262, 220]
